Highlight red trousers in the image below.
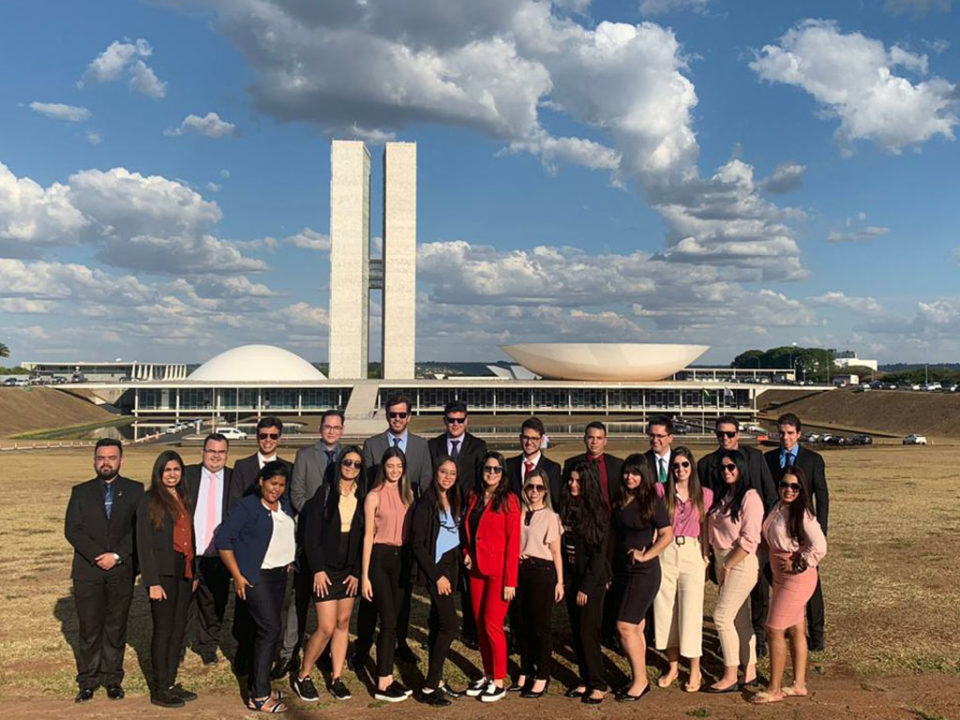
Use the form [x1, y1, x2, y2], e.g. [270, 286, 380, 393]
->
[469, 571, 510, 680]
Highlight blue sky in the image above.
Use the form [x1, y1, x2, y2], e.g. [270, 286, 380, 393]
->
[1, 0, 959, 366]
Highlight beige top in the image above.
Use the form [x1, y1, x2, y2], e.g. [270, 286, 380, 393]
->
[339, 484, 358, 533]
[372, 481, 407, 546]
[519, 508, 563, 562]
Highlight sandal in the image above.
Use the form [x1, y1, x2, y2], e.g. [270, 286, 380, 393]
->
[247, 695, 288, 713]
[782, 685, 808, 697]
[657, 673, 678, 689]
[749, 690, 784, 704]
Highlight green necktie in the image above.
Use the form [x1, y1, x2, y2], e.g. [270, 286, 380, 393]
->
[658, 457, 667, 484]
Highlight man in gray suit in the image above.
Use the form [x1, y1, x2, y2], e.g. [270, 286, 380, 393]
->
[354, 395, 431, 665]
[274, 409, 344, 677]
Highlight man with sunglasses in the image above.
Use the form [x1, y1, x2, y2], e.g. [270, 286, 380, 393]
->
[764, 413, 829, 652]
[698, 415, 777, 657]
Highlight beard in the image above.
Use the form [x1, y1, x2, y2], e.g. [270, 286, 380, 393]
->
[96, 466, 119, 481]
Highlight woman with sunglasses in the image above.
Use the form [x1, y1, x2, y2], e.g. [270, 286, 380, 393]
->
[704, 449, 763, 693]
[410, 457, 465, 706]
[511, 467, 564, 699]
[293, 446, 366, 702]
[611, 454, 673, 702]
[361, 447, 415, 702]
[558, 462, 611, 704]
[750, 467, 826, 704]
[462, 451, 521, 703]
[653, 446, 713, 693]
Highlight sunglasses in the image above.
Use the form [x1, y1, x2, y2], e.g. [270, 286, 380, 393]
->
[445, 416, 466, 425]
[715, 430, 737, 439]
[387, 411, 408, 419]
[258, 432, 280, 440]
[672, 461, 691, 470]
[341, 459, 362, 469]
[721, 463, 737, 472]
[779, 481, 801, 491]
[525, 484, 546, 492]
[483, 465, 503, 474]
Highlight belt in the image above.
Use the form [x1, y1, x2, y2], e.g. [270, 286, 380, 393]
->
[674, 536, 700, 546]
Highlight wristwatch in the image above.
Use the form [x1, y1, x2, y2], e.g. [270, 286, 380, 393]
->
[113, 552, 121, 564]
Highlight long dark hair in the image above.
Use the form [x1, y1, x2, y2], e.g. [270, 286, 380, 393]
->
[324, 445, 366, 522]
[431, 455, 461, 520]
[559, 461, 608, 549]
[615, 453, 658, 522]
[371, 446, 414, 506]
[664, 446, 706, 533]
[147, 450, 190, 529]
[780, 466, 814, 545]
[709, 449, 750, 522]
[475, 450, 512, 512]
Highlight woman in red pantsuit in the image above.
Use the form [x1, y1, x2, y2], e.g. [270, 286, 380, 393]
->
[462, 450, 521, 703]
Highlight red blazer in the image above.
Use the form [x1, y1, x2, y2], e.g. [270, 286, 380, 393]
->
[462, 491, 521, 587]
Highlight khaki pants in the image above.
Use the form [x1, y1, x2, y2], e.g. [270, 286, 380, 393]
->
[654, 538, 708, 658]
[712, 549, 758, 668]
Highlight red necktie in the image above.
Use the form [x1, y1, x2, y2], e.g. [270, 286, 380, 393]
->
[524, 460, 534, 479]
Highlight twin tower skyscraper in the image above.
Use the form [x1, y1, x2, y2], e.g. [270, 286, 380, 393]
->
[328, 140, 417, 380]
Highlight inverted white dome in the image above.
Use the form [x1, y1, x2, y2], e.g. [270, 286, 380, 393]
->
[501, 343, 708, 382]
[188, 345, 326, 382]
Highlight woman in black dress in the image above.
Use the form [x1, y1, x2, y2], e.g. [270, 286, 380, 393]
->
[611, 453, 673, 702]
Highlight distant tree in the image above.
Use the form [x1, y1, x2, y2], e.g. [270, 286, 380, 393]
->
[0, 342, 8, 358]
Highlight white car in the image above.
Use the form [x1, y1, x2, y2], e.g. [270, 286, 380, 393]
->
[215, 426, 248, 440]
[903, 434, 928, 445]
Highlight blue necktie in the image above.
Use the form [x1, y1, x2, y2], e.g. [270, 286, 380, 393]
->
[104, 482, 114, 519]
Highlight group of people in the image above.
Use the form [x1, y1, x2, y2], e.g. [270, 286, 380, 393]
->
[65, 397, 828, 712]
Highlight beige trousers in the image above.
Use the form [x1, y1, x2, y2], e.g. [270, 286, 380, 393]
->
[653, 538, 708, 658]
[712, 549, 758, 668]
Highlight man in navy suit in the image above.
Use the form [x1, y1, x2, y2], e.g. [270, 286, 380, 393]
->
[506, 416, 562, 501]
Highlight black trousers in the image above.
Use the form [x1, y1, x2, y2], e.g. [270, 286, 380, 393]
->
[369, 544, 403, 677]
[245, 568, 287, 699]
[73, 565, 135, 690]
[425, 549, 460, 689]
[517, 558, 556, 680]
[149, 556, 192, 692]
[751, 558, 771, 646]
[564, 578, 605, 692]
[356, 548, 414, 655]
[278, 569, 313, 663]
[193, 555, 231, 656]
[806, 572, 825, 641]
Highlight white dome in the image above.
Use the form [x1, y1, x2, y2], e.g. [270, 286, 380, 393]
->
[501, 343, 708, 382]
[188, 345, 326, 382]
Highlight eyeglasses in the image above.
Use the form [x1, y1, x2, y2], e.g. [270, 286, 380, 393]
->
[715, 430, 737, 439]
[521, 434, 541, 443]
[779, 481, 801, 491]
[721, 463, 737, 472]
[321, 425, 343, 432]
[483, 465, 503, 474]
[341, 459, 362, 469]
[445, 416, 466, 425]
[258, 432, 279, 440]
[203, 449, 227, 455]
[525, 484, 545, 492]
[387, 411, 409, 419]
[672, 461, 691, 470]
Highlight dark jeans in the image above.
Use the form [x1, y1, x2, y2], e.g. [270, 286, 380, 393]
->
[73, 565, 134, 690]
[517, 558, 556, 680]
[193, 556, 231, 657]
[245, 568, 287, 698]
[370, 544, 403, 677]
[425, 549, 460, 689]
[564, 578, 605, 692]
[279, 569, 313, 663]
[149, 555, 192, 692]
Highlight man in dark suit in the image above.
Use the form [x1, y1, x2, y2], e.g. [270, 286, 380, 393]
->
[184, 432, 235, 665]
[562, 421, 623, 509]
[765, 413, 829, 652]
[506, 416, 562, 501]
[64, 438, 144, 703]
[644, 415, 675, 485]
[699, 415, 777, 656]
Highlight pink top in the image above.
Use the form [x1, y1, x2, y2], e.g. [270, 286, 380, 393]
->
[519, 508, 563, 562]
[372, 482, 408, 546]
[707, 488, 763, 554]
[656, 483, 714, 539]
[762, 503, 827, 567]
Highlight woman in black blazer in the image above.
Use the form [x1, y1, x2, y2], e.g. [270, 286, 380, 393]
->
[293, 445, 366, 702]
[410, 456, 463, 706]
[136, 450, 197, 709]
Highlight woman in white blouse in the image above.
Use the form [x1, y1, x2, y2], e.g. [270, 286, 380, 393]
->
[750, 467, 826, 704]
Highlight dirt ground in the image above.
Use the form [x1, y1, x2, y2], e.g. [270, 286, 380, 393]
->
[4, 442, 960, 720]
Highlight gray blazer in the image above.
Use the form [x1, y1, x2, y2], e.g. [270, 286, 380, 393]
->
[362, 431, 433, 497]
[291, 441, 341, 512]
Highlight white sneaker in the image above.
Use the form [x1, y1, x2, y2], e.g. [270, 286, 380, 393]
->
[479, 683, 506, 703]
[465, 678, 489, 697]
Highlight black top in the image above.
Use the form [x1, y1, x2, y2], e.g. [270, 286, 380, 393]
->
[136, 491, 198, 587]
[467, 498, 486, 554]
[612, 497, 670, 574]
[301, 482, 364, 577]
[560, 502, 611, 595]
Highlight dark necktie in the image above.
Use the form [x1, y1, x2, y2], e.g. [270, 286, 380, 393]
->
[785, 451, 794, 468]
[323, 449, 336, 485]
[393, 437, 401, 448]
[104, 482, 114, 519]
[450, 440, 460, 459]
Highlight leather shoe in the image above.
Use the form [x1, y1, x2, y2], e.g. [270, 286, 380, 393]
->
[270, 657, 292, 680]
[75, 688, 95, 703]
[520, 679, 549, 698]
[564, 687, 585, 698]
[395, 642, 419, 664]
[582, 692, 605, 705]
[615, 684, 651, 702]
[106, 685, 125, 700]
[420, 689, 452, 707]
[150, 690, 185, 708]
[701, 683, 740, 694]
[170, 683, 197, 702]
[200, 651, 219, 666]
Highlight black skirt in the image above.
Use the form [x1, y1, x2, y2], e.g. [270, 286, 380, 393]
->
[313, 532, 356, 603]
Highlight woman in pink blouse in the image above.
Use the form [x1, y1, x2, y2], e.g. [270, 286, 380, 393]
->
[704, 449, 763, 693]
[751, 467, 826, 704]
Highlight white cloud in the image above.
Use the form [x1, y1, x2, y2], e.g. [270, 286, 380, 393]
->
[758, 162, 806, 194]
[165, 112, 237, 139]
[0, 161, 88, 250]
[808, 291, 883, 314]
[923, 38, 951, 54]
[85, 130, 103, 145]
[0, 298, 56, 313]
[750, 20, 959, 153]
[220, 169, 231, 178]
[885, 0, 951, 16]
[639, 0, 710, 15]
[79, 38, 167, 97]
[206, 182, 222, 192]
[827, 213, 890, 243]
[29, 102, 91, 122]
[286, 227, 330, 251]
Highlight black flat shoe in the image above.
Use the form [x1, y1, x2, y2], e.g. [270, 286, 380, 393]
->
[75, 688, 95, 703]
[564, 687, 586, 698]
[507, 680, 526, 693]
[582, 692, 605, 705]
[520, 679, 549, 698]
[150, 690, 184, 708]
[170, 683, 197, 702]
[106, 685, 125, 700]
[702, 683, 740, 694]
[420, 689, 452, 707]
[615, 684, 650, 703]
[438, 683, 464, 699]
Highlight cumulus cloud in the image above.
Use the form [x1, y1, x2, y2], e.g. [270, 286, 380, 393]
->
[164, 112, 237, 139]
[286, 227, 330, 251]
[639, 0, 710, 15]
[807, 291, 883, 314]
[0, 160, 88, 251]
[750, 19, 959, 153]
[758, 162, 806, 194]
[78, 38, 167, 97]
[29, 102, 91, 122]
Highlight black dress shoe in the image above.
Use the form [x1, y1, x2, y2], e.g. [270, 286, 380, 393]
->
[170, 683, 198, 702]
[75, 688, 95, 703]
[150, 689, 185, 708]
[395, 642, 419, 664]
[564, 687, 586, 698]
[200, 651, 219, 666]
[507, 679, 526, 693]
[520, 679, 549, 699]
[106, 685, 125, 700]
[615, 684, 651, 702]
[582, 692, 605, 705]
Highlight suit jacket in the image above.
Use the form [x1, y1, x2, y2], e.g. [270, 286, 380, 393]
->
[290, 442, 341, 512]
[699, 445, 777, 513]
[184, 464, 237, 518]
[562, 453, 624, 508]
[65, 475, 144, 581]
[428, 432, 488, 501]
[506, 453, 562, 503]
[363, 431, 433, 497]
[136, 490, 198, 587]
[410, 487, 460, 589]
[301, 481, 364, 578]
[644, 448, 675, 485]
[764, 446, 829, 535]
[232, 454, 293, 503]
[462, 491, 521, 587]
[215, 493, 295, 586]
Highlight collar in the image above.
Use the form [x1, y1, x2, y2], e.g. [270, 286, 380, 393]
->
[388, 430, 409, 444]
[654, 450, 671, 462]
[523, 451, 541, 467]
[782, 445, 798, 457]
[447, 434, 465, 444]
[257, 452, 277, 467]
[201, 466, 224, 479]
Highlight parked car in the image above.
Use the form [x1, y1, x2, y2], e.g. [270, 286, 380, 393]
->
[849, 434, 873, 446]
[3, 376, 23, 386]
[903, 434, 928, 445]
[215, 426, 248, 440]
